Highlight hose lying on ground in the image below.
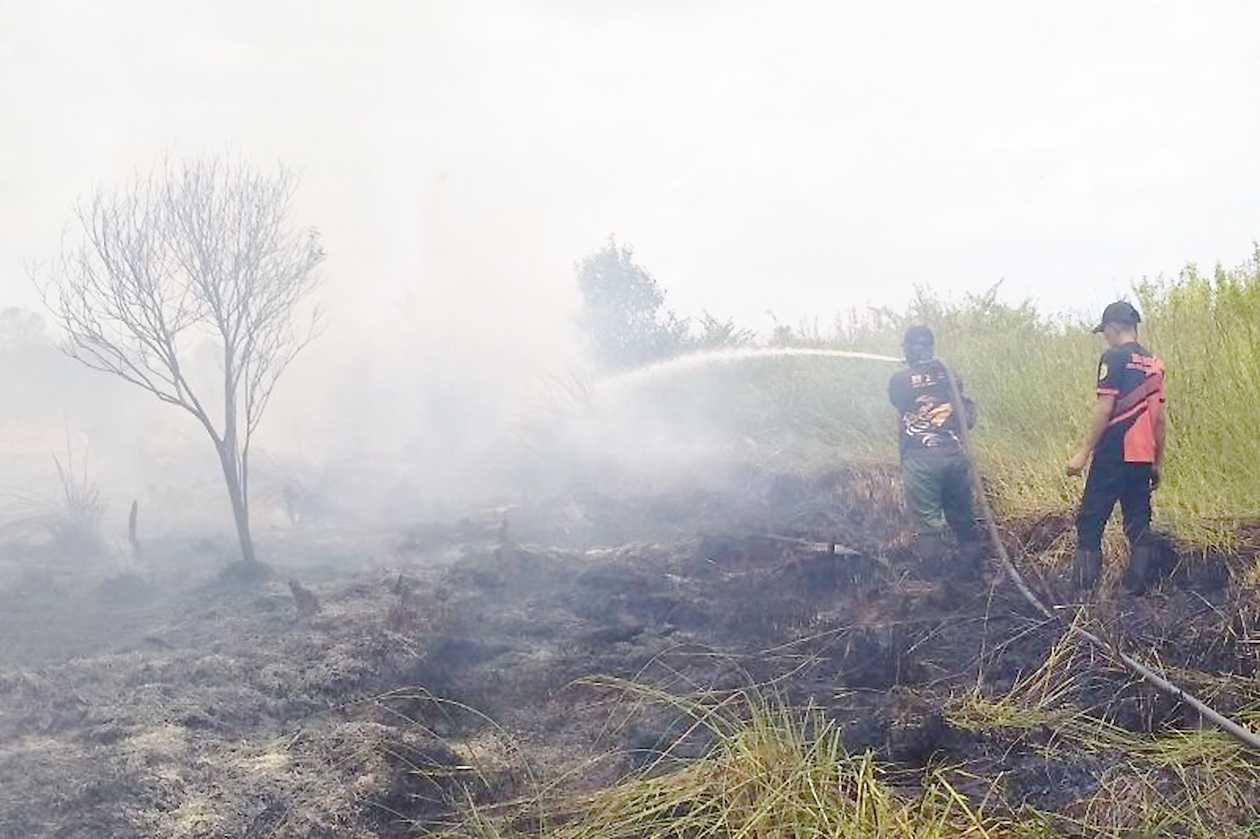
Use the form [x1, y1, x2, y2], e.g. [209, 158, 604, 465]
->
[939, 360, 1260, 753]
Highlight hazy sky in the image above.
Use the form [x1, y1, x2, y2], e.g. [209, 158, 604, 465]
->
[4, 0, 1260, 352]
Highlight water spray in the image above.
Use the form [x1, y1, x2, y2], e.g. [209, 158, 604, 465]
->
[599, 347, 902, 392]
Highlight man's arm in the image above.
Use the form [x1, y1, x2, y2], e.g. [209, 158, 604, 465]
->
[1067, 394, 1115, 475]
[1152, 396, 1167, 488]
[1153, 409, 1166, 466]
[888, 372, 912, 413]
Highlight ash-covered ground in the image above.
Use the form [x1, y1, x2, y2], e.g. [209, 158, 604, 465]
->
[0, 468, 1249, 837]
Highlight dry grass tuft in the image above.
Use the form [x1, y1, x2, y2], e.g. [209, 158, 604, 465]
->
[440, 682, 1053, 838]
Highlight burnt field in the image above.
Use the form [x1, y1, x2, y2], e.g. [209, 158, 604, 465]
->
[1, 468, 1257, 837]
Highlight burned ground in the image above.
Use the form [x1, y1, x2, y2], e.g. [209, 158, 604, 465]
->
[0, 468, 1256, 837]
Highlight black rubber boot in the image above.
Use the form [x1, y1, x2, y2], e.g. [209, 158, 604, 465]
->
[913, 531, 947, 575]
[1073, 547, 1102, 591]
[1123, 544, 1153, 595]
[957, 538, 986, 581]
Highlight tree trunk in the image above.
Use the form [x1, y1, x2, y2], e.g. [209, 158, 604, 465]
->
[128, 499, 143, 563]
[218, 444, 256, 565]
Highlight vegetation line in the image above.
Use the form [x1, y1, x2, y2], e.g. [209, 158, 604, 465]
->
[942, 359, 1260, 753]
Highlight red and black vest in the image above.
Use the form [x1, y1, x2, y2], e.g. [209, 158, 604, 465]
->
[1095, 342, 1165, 464]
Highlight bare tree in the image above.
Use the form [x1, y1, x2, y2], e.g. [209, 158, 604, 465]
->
[39, 157, 324, 568]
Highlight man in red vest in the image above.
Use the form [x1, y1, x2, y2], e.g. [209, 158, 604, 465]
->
[1067, 301, 1167, 594]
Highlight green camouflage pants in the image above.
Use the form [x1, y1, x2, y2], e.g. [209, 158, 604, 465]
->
[901, 451, 978, 541]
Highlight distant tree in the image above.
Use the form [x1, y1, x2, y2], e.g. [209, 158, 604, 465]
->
[0, 307, 48, 351]
[769, 325, 797, 347]
[576, 237, 689, 369]
[765, 311, 796, 347]
[690, 311, 755, 350]
[0, 306, 106, 424]
[38, 157, 324, 570]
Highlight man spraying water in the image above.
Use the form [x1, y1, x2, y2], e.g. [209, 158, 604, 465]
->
[887, 326, 985, 577]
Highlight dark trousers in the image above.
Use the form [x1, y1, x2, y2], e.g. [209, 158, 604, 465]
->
[1076, 459, 1153, 552]
[902, 450, 979, 542]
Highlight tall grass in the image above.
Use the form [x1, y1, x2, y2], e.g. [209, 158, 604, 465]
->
[50, 449, 106, 557]
[732, 247, 1260, 549]
[0, 442, 106, 558]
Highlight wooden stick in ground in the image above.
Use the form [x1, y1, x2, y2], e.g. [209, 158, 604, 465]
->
[939, 358, 1260, 752]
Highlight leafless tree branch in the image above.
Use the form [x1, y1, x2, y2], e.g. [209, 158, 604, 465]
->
[35, 156, 324, 564]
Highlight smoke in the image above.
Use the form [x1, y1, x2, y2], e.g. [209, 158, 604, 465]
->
[9, 0, 1258, 545]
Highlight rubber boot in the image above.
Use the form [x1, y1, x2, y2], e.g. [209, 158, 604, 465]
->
[913, 531, 947, 575]
[1123, 543, 1153, 596]
[957, 538, 986, 582]
[1073, 547, 1102, 591]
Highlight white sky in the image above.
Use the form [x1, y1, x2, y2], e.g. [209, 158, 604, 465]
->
[3, 0, 1260, 351]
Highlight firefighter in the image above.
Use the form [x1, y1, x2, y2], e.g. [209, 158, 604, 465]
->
[1067, 301, 1166, 594]
[888, 326, 984, 575]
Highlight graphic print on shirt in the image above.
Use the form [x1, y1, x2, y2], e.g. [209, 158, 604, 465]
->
[904, 381, 958, 448]
[893, 363, 963, 452]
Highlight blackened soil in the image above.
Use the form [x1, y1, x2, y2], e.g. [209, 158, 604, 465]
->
[0, 469, 1254, 836]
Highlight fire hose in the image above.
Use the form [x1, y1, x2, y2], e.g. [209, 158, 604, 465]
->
[938, 360, 1260, 752]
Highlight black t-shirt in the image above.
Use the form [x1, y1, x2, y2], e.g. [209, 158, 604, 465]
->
[888, 359, 973, 457]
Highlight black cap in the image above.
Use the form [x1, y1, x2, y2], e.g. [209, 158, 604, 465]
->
[903, 325, 934, 347]
[1092, 301, 1141, 333]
